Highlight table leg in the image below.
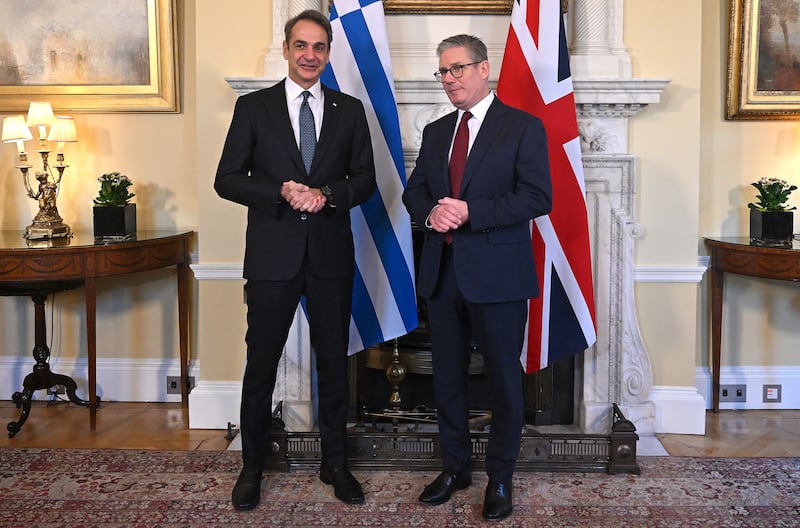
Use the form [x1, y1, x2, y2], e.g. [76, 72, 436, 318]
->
[85, 277, 98, 431]
[177, 257, 189, 404]
[7, 292, 90, 438]
[709, 262, 724, 413]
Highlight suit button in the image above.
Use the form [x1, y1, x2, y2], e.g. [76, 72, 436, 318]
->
[300, 213, 307, 221]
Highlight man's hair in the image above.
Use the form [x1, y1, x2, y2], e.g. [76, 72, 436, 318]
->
[436, 34, 488, 62]
[284, 9, 333, 46]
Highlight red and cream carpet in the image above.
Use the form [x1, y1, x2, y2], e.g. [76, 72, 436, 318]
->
[0, 448, 797, 527]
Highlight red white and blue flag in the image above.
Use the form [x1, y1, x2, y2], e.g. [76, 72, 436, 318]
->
[497, 0, 597, 373]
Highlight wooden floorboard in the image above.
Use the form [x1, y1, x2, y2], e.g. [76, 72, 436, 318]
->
[657, 408, 800, 457]
[0, 401, 230, 451]
[1, 400, 799, 457]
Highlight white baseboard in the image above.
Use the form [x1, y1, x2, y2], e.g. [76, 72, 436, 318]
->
[188, 380, 242, 430]
[0, 356, 196, 403]
[695, 366, 800, 410]
[187, 382, 317, 432]
[13, 357, 794, 434]
[647, 385, 707, 435]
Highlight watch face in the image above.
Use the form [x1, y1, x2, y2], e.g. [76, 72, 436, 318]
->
[321, 185, 335, 207]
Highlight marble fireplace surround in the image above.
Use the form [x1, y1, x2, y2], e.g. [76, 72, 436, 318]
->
[225, 75, 669, 436]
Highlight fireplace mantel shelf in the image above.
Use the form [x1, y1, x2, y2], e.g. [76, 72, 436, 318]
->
[224, 77, 669, 118]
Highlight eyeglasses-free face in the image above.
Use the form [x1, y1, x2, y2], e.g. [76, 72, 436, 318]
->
[433, 62, 482, 82]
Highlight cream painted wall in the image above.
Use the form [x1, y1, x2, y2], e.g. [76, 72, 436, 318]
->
[623, 1, 703, 388]
[195, 0, 270, 379]
[637, 282, 698, 387]
[626, 0, 703, 266]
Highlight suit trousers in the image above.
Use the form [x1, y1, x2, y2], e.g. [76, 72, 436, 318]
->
[239, 253, 353, 471]
[425, 247, 527, 484]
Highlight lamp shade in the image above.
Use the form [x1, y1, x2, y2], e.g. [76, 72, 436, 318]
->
[1, 115, 33, 143]
[47, 116, 77, 143]
[26, 101, 55, 127]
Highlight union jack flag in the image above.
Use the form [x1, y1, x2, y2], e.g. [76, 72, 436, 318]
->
[497, 0, 597, 373]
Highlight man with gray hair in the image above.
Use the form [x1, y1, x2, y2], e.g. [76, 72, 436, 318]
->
[403, 34, 552, 521]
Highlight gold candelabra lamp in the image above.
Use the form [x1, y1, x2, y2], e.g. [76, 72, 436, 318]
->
[1, 102, 78, 240]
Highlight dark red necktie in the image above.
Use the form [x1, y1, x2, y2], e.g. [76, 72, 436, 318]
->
[446, 111, 471, 244]
[449, 111, 472, 200]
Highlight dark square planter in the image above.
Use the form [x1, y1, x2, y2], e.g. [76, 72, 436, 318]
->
[749, 209, 793, 245]
[93, 204, 137, 240]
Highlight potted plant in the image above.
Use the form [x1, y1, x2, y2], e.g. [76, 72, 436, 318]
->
[93, 172, 137, 239]
[748, 177, 797, 245]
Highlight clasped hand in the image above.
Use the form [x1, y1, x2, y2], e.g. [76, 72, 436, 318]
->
[281, 180, 326, 213]
[429, 197, 468, 233]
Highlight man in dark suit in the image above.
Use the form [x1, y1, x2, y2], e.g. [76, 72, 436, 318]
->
[402, 34, 552, 521]
[214, 10, 376, 511]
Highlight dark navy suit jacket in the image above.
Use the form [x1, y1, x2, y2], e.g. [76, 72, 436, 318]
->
[403, 97, 552, 303]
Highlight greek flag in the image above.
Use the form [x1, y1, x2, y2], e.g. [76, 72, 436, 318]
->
[321, 0, 418, 354]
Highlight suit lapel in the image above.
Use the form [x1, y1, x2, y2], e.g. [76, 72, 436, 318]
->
[438, 112, 459, 194]
[460, 99, 507, 196]
[313, 86, 341, 178]
[262, 80, 308, 178]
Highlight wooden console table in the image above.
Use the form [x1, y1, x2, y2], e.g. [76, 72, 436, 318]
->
[704, 237, 800, 413]
[0, 230, 193, 436]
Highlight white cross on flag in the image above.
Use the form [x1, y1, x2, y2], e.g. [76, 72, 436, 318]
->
[497, 0, 597, 373]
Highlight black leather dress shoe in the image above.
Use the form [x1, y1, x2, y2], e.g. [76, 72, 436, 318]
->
[320, 465, 365, 504]
[482, 481, 513, 520]
[418, 471, 472, 505]
[231, 466, 263, 511]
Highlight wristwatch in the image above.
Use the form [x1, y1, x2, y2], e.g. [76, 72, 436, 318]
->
[320, 185, 336, 208]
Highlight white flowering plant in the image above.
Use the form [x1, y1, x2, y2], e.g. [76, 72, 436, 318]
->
[747, 177, 796, 212]
[93, 172, 135, 207]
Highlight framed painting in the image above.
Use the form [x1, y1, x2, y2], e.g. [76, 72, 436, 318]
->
[726, 0, 800, 120]
[383, 0, 513, 15]
[0, 0, 179, 113]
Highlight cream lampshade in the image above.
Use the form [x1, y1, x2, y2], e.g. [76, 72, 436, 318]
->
[47, 116, 78, 154]
[1, 115, 33, 157]
[26, 101, 55, 141]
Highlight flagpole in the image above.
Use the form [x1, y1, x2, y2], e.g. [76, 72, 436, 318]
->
[385, 338, 407, 409]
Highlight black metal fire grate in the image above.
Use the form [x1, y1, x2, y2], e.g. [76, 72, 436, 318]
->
[265, 403, 639, 475]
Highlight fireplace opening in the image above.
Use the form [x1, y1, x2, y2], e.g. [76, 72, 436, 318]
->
[348, 229, 574, 427]
[353, 339, 574, 427]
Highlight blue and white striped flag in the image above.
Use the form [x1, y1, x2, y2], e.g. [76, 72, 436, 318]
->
[321, 0, 418, 354]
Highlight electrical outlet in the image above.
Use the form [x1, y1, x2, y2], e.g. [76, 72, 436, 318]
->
[720, 384, 746, 402]
[166, 376, 195, 394]
[763, 384, 782, 403]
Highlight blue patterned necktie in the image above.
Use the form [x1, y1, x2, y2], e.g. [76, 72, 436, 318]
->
[299, 91, 316, 173]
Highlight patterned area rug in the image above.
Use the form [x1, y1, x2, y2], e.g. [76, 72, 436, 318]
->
[0, 448, 797, 527]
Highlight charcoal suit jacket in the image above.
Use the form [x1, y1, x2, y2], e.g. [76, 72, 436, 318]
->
[214, 79, 376, 281]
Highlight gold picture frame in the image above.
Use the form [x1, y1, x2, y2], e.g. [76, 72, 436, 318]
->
[726, 0, 800, 120]
[383, 0, 513, 15]
[0, 0, 179, 113]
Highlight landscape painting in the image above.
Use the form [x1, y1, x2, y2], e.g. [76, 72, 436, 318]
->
[0, 1, 150, 87]
[0, 0, 178, 112]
